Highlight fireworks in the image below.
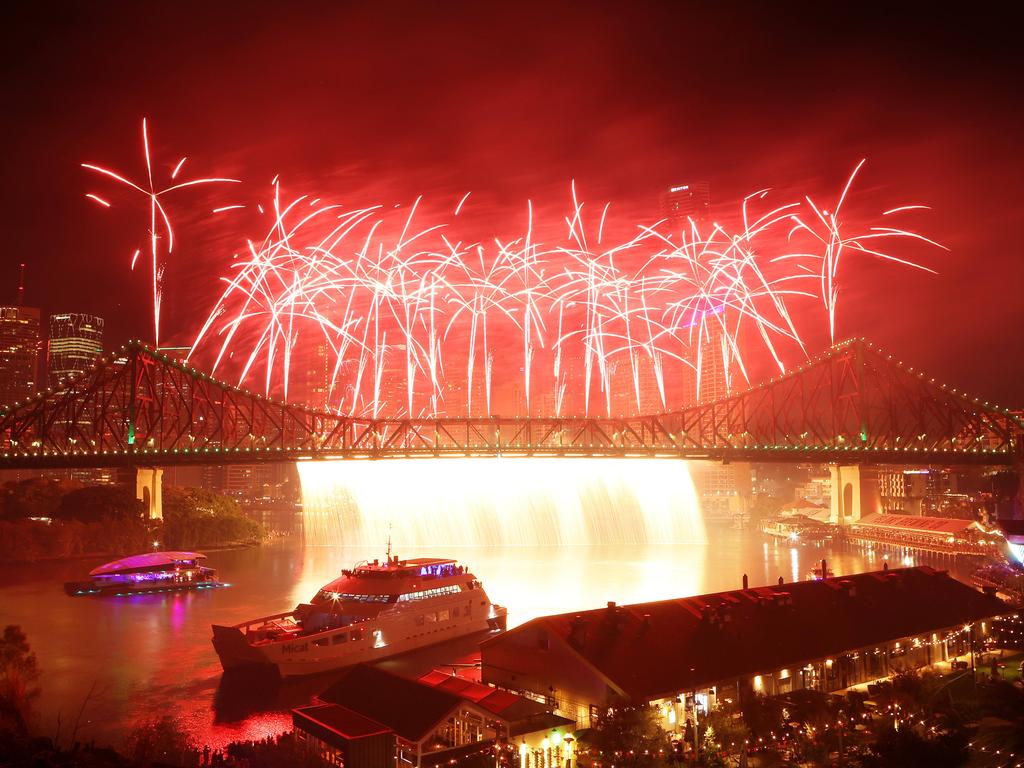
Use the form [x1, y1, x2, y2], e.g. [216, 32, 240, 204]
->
[185, 162, 941, 419]
[82, 119, 239, 349]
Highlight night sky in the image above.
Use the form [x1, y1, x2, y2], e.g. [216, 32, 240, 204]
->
[2, 2, 1022, 406]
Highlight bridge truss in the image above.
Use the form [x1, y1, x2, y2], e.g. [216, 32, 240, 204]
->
[0, 339, 1019, 468]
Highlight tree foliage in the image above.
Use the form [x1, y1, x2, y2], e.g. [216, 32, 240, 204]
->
[55, 485, 144, 523]
[162, 486, 264, 549]
[0, 478, 82, 520]
[0, 625, 41, 735]
[580, 705, 671, 768]
[125, 715, 194, 767]
[0, 518, 151, 562]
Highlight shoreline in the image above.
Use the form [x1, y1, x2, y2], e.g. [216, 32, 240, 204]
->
[0, 538, 271, 566]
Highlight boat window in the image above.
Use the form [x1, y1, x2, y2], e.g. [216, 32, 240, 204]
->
[398, 584, 461, 602]
[424, 612, 437, 623]
[416, 563, 466, 578]
[437, 609, 450, 621]
[317, 591, 394, 604]
[332, 633, 347, 645]
[451, 607, 459, 617]
[314, 638, 329, 647]
[351, 628, 364, 641]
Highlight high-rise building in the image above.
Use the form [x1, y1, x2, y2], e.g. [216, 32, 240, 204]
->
[48, 313, 103, 387]
[659, 181, 711, 227]
[0, 306, 41, 406]
[290, 339, 331, 410]
[682, 320, 731, 406]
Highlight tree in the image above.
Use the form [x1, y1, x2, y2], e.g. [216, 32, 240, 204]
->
[739, 693, 783, 739]
[125, 715, 195, 767]
[701, 704, 750, 766]
[0, 625, 41, 735]
[0, 477, 80, 520]
[862, 724, 967, 768]
[580, 704, 672, 768]
[971, 679, 1024, 762]
[54, 485, 144, 523]
[162, 485, 264, 549]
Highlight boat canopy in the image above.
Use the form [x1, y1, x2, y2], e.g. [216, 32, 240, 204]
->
[89, 551, 206, 576]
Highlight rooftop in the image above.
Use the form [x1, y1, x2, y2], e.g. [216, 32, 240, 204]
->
[293, 703, 392, 740]
[853, 514, 984, 535]
[417, 670, 549, 721]
[318, 665, 469, 742]
[482, 566, 1007, 701]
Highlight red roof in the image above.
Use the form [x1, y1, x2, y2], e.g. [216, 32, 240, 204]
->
[417, 671, 549, 719]
[482, 566, 1007, 701]
[293, 704, 392, 739]
[854, 514, 981, 535]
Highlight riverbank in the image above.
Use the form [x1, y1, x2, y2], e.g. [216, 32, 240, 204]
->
[0, 518, 266, 564]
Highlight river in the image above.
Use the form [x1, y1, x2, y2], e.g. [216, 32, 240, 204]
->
[0, 527, 976, 751]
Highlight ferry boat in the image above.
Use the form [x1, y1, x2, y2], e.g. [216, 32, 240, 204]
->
[211, 553, 507, 677]
[64, 551, 225, 597]
[805, 560, 835, 581]
[760, 515, 834, 544]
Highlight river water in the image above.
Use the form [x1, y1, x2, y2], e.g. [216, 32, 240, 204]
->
[0, 529, 974, 752]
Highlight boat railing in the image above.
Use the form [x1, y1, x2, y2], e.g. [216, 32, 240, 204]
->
[232, 611, 295, 632]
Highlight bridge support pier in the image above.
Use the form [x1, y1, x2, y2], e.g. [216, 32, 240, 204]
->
[136, 467, 164, 521]
[829, 465, 880, 525]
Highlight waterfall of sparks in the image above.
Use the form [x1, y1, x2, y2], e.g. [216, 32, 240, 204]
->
[297, 458, 706, 548]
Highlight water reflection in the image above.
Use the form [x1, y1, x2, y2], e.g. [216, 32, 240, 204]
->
[0, 531, 975, 751]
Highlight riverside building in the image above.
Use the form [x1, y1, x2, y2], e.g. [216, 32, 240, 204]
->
[480, 566, 1007, 732]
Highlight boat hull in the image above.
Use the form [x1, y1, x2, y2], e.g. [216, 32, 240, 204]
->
[213, 610, 507, 677]
[65, 580, 227, 597]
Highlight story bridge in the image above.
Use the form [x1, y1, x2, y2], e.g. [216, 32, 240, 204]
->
[0, 337, 1020, 520]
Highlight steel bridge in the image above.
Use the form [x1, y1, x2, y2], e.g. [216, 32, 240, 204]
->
[0, 338, 1020, 469]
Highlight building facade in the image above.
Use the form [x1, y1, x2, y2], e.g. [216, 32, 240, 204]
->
[0, 305, 41, 406]
[659, 182, 711, 227]
[293, 665, 572, 768]
[48, 312, 103, 387]
[481, 566, 1006, 732]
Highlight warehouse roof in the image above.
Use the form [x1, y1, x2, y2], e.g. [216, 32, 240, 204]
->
[482, 566, 1006, 701]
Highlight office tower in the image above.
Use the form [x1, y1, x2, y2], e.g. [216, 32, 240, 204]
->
[290, 339, 331, 410]
[659, 181, 711, 227]
[0, 306, 41, 406]
[682, 319, 731, 406]
[48, 313, 104, 387]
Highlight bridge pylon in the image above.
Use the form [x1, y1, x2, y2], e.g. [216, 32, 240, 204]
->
[136, 467, 163, 521]
[829, 465, 881, 525]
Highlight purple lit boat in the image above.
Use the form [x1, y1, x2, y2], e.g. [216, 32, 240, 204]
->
[64, 551, 227, 597]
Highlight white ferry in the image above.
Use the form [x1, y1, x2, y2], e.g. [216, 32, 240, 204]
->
[211, 553, 507, 677]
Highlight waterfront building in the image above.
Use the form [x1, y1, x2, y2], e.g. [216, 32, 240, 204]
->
[48, 312, 103, 387]
[0, 305, 41, 406]
[480, 566, 1006, 732]
[846, 513, 1003, 557]
[293, 664, 572, 768]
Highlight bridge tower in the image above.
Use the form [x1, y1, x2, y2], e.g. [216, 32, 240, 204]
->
[136, 467, 164, 521]
[829, 465, 881, 525]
